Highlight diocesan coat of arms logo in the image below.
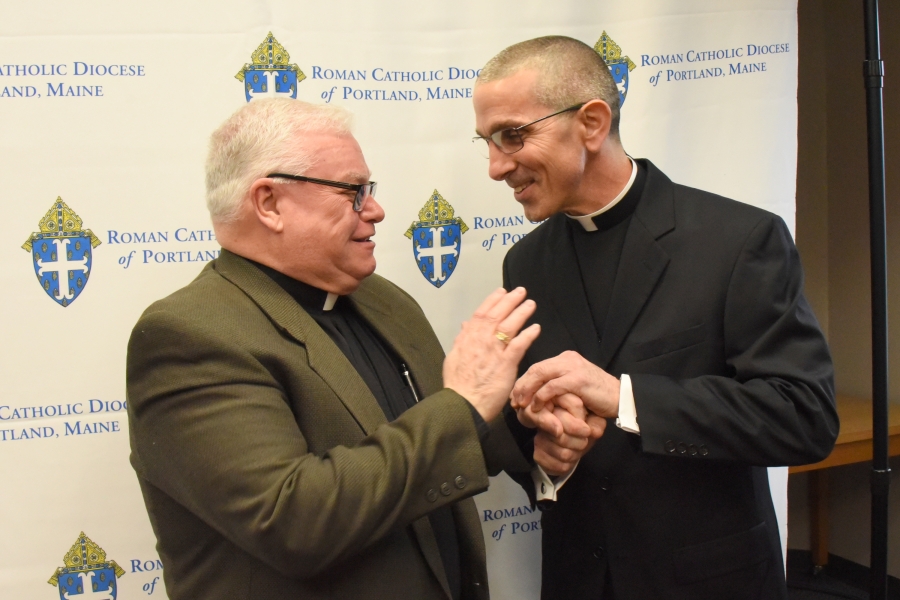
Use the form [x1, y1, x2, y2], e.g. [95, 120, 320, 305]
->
[235, 32, 307, 102]
[594, 31, 636, 106]
[48, 532, 124, 599]
[22, 198, 101, 307]
[404, 190, 468, 288]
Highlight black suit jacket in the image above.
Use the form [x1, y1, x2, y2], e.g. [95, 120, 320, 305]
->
[502, 160, 838, 600]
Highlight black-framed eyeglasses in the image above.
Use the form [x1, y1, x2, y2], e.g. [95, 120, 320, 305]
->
[267, 173, 377, 212]
[472, 102, 586, 158]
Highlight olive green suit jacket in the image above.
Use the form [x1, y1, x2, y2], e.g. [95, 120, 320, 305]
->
[127, 250, 526, 599]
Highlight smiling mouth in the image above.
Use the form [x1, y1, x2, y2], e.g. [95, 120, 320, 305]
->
[512, 182, 532, 196]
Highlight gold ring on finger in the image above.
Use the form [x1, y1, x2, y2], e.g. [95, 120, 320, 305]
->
[495, 331, 511, 346]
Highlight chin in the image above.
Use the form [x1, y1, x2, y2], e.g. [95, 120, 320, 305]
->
[521, 205, 549, 223]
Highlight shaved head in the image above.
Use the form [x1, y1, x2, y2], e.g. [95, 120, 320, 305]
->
[477, 35, 622, 138]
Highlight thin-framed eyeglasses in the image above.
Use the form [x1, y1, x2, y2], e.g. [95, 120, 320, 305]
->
[267, 173, 377, 212]
[472, 102, 586, 158]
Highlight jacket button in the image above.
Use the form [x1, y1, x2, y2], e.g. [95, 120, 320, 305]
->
[664, 440, 676, 453]
[677, 442, 688, 454]
[689, 444, 698, 456]
[454, 475, 467, 489]
[600, 477, 611, 491]
[699, 444, 709, 456]
[592, 546, 605, 559]
[440, 482, 452, 496]
[426, 489, 438, 503]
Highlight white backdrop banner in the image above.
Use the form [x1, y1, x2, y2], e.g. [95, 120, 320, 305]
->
[1, 1, 797, 598]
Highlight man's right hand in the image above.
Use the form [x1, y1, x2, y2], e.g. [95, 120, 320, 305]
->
[516, 392, 607, 476]
[443, 287, 541, 422]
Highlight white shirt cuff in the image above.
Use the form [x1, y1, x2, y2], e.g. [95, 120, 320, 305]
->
[615, 374, 640, 434]
[532, 462, 579, 502]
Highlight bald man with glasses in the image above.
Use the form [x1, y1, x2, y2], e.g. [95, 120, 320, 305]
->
[472, 35, 838, 600]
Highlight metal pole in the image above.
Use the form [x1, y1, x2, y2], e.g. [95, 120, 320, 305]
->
[862, 1, 889, 598]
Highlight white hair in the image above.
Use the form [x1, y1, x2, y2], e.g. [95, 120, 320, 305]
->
[206, 98, 353, 223]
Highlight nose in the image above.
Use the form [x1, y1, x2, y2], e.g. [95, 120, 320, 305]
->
[487, 143, 516, 182]
[360, 193, 385, 223]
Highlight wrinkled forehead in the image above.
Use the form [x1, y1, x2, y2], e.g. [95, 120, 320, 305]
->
[473, 71, 546, 135]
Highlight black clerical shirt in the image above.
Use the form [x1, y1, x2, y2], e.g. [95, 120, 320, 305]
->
[569, 160, 646, 346]
[250, 262, 468, 600]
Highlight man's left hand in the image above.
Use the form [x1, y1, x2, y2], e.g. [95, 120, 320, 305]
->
[511, 350, 621, 418]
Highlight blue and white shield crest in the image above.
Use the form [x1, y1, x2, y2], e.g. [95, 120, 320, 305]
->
[594, 31, 636, 107]
[49, 532, 125, 599]
[23, 198, 101, 308]
[57, 567, 117, 600]
[32, 236, 92, 307]
[609, 62, 629, 107]
[413, 223, 461, 288]
[242, 67, 299, 101]
[236, 32, 306, 102]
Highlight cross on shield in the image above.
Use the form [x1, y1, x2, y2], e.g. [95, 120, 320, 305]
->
[32, 236, 92, 307]
[243, 67, 299, 101]
[413, 223, 461, 288]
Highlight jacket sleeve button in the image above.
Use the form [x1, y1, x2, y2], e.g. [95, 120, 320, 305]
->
[426, 489, 438, 502]
[440, 482, 452, 496]
[677, 442, 688, 454]
[664, 440, 676, 453]
[454, 475, 467, 489]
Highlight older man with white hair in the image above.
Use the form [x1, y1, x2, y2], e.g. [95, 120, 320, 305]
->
[126, 98, 539, 600]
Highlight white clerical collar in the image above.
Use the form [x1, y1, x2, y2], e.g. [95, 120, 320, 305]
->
[566, 157, 637, 232]
[323, 293, 339, 311]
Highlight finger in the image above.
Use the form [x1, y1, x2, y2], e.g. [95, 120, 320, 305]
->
[471, 287, 527, 330]
[517, 404, 562, 437]
[470, 287, 509, 319]
[553, 405, 592, 438]
[511, 353, 576, 409]
[585, 414, 608, 439]
[502, 322, 541, 367]
[533, 448, 574, 478]
[482, 286, 528, 324]
[495, 298, 536, 339]
[534, 432, 582, 467]
[553, 392, 587, 419]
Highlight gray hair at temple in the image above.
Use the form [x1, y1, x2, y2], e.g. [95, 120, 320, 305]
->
[476, 35, 622, 140]
[206, 98, 353, 223]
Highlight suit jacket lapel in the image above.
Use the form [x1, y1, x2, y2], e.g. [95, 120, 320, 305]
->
[213, 250, 388, 434]
[351, 281, 454, 599]
[597, 161, 675, 368]
[217, 253, 452, 598]
[349, 281, 443, 398]
[540, 216, 604, 365]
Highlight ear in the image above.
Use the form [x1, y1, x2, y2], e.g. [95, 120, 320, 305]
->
[248, 178, 284, 233]
[579, 99, 613, 153]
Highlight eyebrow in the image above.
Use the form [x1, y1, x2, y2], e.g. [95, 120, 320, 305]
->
[343, 171, 372, 184]
[475, 118, 529, 138]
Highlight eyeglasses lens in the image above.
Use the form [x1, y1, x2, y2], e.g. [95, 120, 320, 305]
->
[474, 129, 525, 159]
[354, 182, 376, 211]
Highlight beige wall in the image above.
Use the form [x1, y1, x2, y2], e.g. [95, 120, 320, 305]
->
[790, 0, 900, 576]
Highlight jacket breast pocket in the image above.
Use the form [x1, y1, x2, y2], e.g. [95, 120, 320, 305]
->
[631, 323, 706, 363]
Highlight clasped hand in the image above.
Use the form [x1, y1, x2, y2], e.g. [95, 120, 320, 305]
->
[511, 351, 620, 476]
